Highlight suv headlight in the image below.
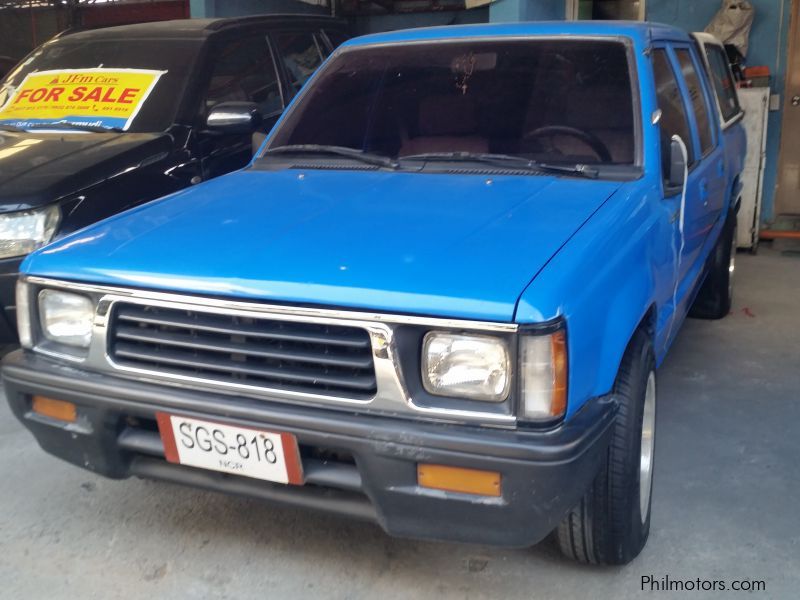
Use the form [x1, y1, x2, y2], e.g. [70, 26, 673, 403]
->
[0, 205, 60, 259]
[519, 329, 568, 420]
[38, 289, 94, 348]
[422, 332, 510, 402]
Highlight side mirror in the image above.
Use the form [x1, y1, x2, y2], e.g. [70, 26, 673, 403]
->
[206, 101, 263, 135]
[668, 135, 688, 189]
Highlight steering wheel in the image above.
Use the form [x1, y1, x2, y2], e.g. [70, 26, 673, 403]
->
[524, 125, 612, 163]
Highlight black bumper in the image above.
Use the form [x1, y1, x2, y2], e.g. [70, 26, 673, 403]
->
[2, 350, 617, 547]
[0, 257, 22, 342]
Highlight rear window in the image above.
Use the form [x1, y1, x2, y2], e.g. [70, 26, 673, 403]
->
[267, 39, 636, 166]
[704, 43, 742, 123]
[274, 32, 325, 95]
[676, 49, 715, 155]
[323, 29, 349, 51]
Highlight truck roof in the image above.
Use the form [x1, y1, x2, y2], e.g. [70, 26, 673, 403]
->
[345, 20, 692, 48]
[57, 14, 346, 42]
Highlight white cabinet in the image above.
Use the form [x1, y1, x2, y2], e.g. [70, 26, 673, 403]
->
[736, 88, 770, 250]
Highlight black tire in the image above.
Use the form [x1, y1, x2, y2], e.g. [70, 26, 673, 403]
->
[689, 211, 737, 319]
[556, 328, 656, 565]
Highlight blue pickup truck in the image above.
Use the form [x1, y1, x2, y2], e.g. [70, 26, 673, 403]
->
[2, 22, 745, 565]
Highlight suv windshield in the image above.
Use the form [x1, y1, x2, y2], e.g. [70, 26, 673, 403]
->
[0, 37, 201, 133]
[265, 39, 637, 171]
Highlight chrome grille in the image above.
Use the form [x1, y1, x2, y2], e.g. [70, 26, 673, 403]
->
[107, 303, 377, 399]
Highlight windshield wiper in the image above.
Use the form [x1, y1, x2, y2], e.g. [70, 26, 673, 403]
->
[265, 144, 399, 169]
[25, 122, 123, 133]
[399, 152, 599, 179]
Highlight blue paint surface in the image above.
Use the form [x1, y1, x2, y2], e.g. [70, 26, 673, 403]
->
[24, 169, 621, 323]
[0, 116, 128, 130]
[344, 20, 691, 47]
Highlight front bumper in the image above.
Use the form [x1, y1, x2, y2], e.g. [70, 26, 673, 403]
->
[3, 350, 617, 547]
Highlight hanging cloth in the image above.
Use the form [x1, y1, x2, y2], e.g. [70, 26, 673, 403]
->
[705, 0, 755, 57]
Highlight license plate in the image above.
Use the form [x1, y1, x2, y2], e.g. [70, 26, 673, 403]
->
[156, 413, 303, 485]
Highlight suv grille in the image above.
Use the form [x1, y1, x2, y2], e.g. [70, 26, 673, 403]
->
[107, 303, 377, 399]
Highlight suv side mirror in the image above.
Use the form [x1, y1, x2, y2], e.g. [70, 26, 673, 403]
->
[668, 136, 688, 189]
[206, 102, 263, 135]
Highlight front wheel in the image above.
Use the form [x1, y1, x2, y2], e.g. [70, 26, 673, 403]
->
[556, 328, 656, 565]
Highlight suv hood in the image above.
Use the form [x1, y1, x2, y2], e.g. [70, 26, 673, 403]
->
[0, 130, 172, 211]
[25, 169, 621, 321]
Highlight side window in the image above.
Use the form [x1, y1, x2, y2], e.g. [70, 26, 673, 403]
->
[204, 36, 282, 118]
[323, 29, 349, 51]
[317, 32, 332, 59]
[274, 32, 324, 95]
[652, 49, 695, 181]
[705, 44, 742, 122]
[675, 49, 715, 155]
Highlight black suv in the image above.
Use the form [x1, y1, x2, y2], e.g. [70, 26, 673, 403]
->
[0, 15, 348, 341]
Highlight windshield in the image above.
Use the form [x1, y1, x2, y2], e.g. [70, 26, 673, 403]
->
[0, 37, 201, 133]
[265, 39, 637, 170]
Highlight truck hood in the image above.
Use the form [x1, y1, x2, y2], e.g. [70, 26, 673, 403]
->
[25, 169, 621, 321]
[0, 130, 172, 211]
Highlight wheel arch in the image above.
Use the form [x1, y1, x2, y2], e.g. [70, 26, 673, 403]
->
[603, 301, 658, 394]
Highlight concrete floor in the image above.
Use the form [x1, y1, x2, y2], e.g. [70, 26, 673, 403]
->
[1, 247, 798, 599]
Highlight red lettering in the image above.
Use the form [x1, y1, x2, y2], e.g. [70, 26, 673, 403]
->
[12, 89, 32, 104]
[43, 87, 65, 102]
[29, 88, 47, 102]
[68, 86, 86, 101]
[83, 87, 102, 102]
[117, 88, 140, 104]
[101, 87, 116, 103]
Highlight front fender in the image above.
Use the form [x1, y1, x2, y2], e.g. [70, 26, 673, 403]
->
[515, 181, 666, 419]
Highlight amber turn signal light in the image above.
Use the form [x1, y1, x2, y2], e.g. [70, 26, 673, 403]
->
[417, 463, 501, 497]
[32, 396, 77, 423]
[550, 329, 568, 417]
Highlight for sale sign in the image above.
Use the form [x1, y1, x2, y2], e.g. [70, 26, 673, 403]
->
[0, 68, 165, 131]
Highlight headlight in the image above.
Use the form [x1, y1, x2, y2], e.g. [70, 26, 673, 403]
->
[519, 329, 568, 420]
[0, 205, 60, 259]
[422, 332, 510, 402]
[38, 289, 94, 348]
